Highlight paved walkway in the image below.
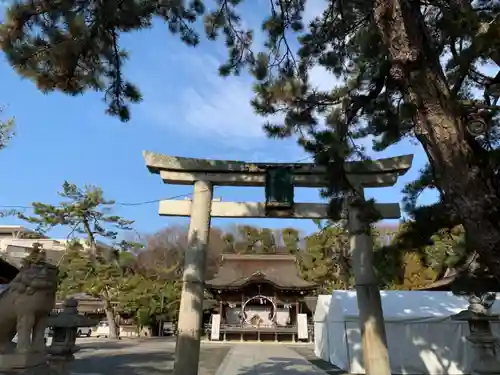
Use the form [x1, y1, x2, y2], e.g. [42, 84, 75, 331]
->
[215, 344, 334, 375]
[71, 338, 341, 375]
[72, 338, 230, 375]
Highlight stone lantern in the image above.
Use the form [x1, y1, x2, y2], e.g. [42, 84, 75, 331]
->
[452, 294, 500, 375]
[47, 298, 98, 375]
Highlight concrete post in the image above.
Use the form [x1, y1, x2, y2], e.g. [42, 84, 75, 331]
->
[173, 180, 213, 375]
[347, 193, 391, 375]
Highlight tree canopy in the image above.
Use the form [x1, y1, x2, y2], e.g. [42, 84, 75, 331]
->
[0, 106, 14, 151]
[2, 0, 499, 276]
[19, 181, 134, 253]
[14, 179, 461, 330]
[131, 221, 456, 296]
[25, 215, 462, 330]
[20, 181, 137, 338]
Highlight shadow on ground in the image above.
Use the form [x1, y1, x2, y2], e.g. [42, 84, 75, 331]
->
[71, 343, 231, 375]
[76, 337, 176, 352]
[289, 346, 344, 374]
[72, 351, 172, 375]
[235, 357, 345, 375]
[77, 341, 136, 351]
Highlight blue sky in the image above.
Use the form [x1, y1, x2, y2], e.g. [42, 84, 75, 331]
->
[0, 1, 436, 241]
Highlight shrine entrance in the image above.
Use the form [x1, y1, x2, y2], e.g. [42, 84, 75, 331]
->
[204, 253, 317, 342]
[241, 294, 276, 327]
[143, 151, 413, 375]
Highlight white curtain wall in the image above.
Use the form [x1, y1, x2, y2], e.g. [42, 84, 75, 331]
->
[314, 291, 500, 375]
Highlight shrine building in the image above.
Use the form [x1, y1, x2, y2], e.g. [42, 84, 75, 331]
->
[205, 253, 318, 342]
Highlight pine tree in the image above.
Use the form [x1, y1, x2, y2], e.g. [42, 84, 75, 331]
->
[301, 220, 352, 291]
[0, 107, 14, 151]
[0, 106, 17, 218]
[375, 223, 467, 288]
[203, 1, 500, 276]
[212, 1, 500, 278]
[280, 227, 301, 255]
[3, 1, 500, 275]
[258, 228, 277, 253]
[19, 181, 135, 339]
[0, 0, 205, 122]
[221, 233, 237, 253]
[116, 259, 181, 332]
[237, 225, 262, 253]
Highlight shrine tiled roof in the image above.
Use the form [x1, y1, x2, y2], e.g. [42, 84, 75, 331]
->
[206, 254, 317, 290]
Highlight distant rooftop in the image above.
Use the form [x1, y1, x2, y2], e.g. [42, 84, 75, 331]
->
[0, 225, 30, 232]
[0, 225, 45, 237]
[0, 225, 114, 249]
[206, 254, 317, 291]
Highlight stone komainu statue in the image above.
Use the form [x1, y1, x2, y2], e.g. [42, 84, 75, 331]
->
[0, 252, 58, 353]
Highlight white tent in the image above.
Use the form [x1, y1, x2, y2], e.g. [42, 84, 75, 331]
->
[314, 290, 500, 374]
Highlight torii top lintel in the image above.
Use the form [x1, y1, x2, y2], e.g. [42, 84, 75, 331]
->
[142, 151, 414, 188]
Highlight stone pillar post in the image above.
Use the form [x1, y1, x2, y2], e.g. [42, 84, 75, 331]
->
[347, 194, 391, 375]
[173, 180, 213, 375]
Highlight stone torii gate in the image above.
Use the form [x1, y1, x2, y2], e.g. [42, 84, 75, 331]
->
[143, 151, 413, 375]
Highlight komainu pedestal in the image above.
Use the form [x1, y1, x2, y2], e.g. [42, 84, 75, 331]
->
[0, 352, 47, 375]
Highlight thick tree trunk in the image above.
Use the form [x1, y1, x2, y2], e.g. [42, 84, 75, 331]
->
[82, 218, 119, 338]
[82, 219, 97, 258]
[103, 297, 119, 339]
[374, 0, 500, 273]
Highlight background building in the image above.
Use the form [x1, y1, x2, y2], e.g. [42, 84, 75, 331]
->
[0, 225, 114, 268]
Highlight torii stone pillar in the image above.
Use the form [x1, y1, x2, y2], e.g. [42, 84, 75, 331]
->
[174, 180, 213, 375]
[348, 191, 390, 375]
[143, 151, 413, 375]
